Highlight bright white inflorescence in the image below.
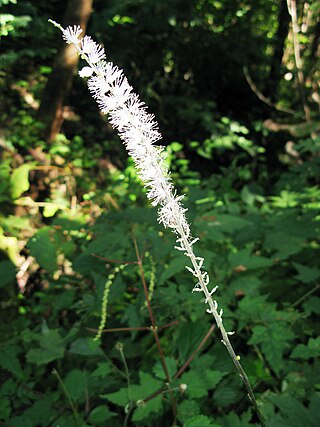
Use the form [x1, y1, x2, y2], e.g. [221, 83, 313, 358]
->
[57, 23, 221, 314]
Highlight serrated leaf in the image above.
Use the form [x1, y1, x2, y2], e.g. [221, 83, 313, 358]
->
[303, 296, 320, 315]
[181, 369, 225, 399]
[0, 345, 24, 378]
[152, 356, 177, 380]
[88, 405, 115, 423]
[292, 262, 320, 283]
[102, 372, 163, 421]
[64, 369, 88, 401]
[92, 362, 113, 378]
[291, 337, 320, 359]
[69, 337, 104, 356]
[268, 394, 320, 427]
[102, 388, 128, 407]
[249, 323, 294, 373]
[159, 256, 187, 284]
[184, 415, 218, 427]
[228, 248, 273, 270]
[26, 329, 65, 365]
[178, 400, 201, 423]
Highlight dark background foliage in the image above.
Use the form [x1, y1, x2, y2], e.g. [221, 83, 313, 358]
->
[0, 0, 319, 426]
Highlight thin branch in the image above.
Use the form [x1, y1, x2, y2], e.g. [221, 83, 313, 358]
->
[174, 324, 215, 379]
[289, 283, 320, 309]
[243, 66, 294, 114]
[286, 0, 311, 123]
[133, 237, 177, 421]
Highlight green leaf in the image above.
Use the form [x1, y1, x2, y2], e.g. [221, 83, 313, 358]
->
[69, 337, 104, 356]
[303, 296, 320, 315]
[27, 227, 58, 274]
[26, 329, 65, 365]
[22, 396, 55, 426]
[10, 163, 31, 199]
[249, 323, 294, 373]
[267, 394, 320, 427]
[152, 356, 177, 380]
[184, 415, 219, 427]
[88, 405, 115, 424]
[292, 262, 320, 283]
[178, 400, 201, 423]
[291, 337, 320, 359]
[0, 344, 24, 378]
[265, 232, 304, 259]
[64, 369, 88, 401]
[181, 369, 225, 399]
[0, 260, 16, 287]
[228, 248, 273, 271]
[92, 362, 113, 378]
[159, 256, 187, 284]
[102, 372, 163, 421]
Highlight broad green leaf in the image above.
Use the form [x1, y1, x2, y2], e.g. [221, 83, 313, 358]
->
[291, 337, 320, 359]
[303, 296, 320, 315]
[184, 415, 219, 427]
[159, 256, 187, 284]
[178, 400, 201, 423]
[292, 262, 320, 283]
[0, 345, 24, 378]
[22, 396, 56, 426]
[265, 232, 304, 259]
[88, 405, 115, 424]
[27, 227, 58, 274]
[212, 381, 243, 407]
[102, 388, 128, 407]
[92, 362, 113, 378]
[228, 248, 273, 271]
[267, 394, 320, 427]
[152, 356, 177, 380]
[5, 416, 34, 427]
[181, 369, 225, 399]
[64, 369, 88, 401]
[102, 372, 163, 421]
[249, 323, 294, 373]
[69, 337, 104, 356]
[10, 163, 31, 199]
[0, 260, 16, 287]
[26, 329, 65, 364]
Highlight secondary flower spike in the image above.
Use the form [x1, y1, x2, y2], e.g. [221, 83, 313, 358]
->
[48, 19, 266, 426]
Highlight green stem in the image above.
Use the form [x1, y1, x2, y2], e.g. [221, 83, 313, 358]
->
[52, 369, 80, 427]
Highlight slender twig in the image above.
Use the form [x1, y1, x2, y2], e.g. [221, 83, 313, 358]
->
[87, 320, 179, 334]
[52, 369, 80, 427]
[143, 324, 216, 403]
[286, 0, 311, 123]
[91, 253, 138, 265]
[133, 238, 171, 381]
[289, 283, 320, 309]
[243, 66, 294, 114]
[133, 237, 177, 422]
[174, 324, 215, 379]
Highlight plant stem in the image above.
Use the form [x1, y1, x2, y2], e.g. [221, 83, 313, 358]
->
[174, 218, 266, 427]
[52, 369, 80, 427]
[133, 237, 177, 422]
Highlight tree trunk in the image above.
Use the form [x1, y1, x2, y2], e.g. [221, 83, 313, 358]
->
[38, 0, 93, 142]
[265, 0, 290, 100]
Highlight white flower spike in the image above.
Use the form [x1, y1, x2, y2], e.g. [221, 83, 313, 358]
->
[49, 20, 266, 425]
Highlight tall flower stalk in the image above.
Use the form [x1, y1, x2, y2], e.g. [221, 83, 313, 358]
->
[49, 20, 265, 426]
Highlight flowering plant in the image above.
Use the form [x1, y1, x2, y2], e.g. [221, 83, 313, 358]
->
[49, 20, 265, 426]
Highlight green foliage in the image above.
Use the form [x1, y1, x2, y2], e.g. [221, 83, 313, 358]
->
[1, 0, 320, 425]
